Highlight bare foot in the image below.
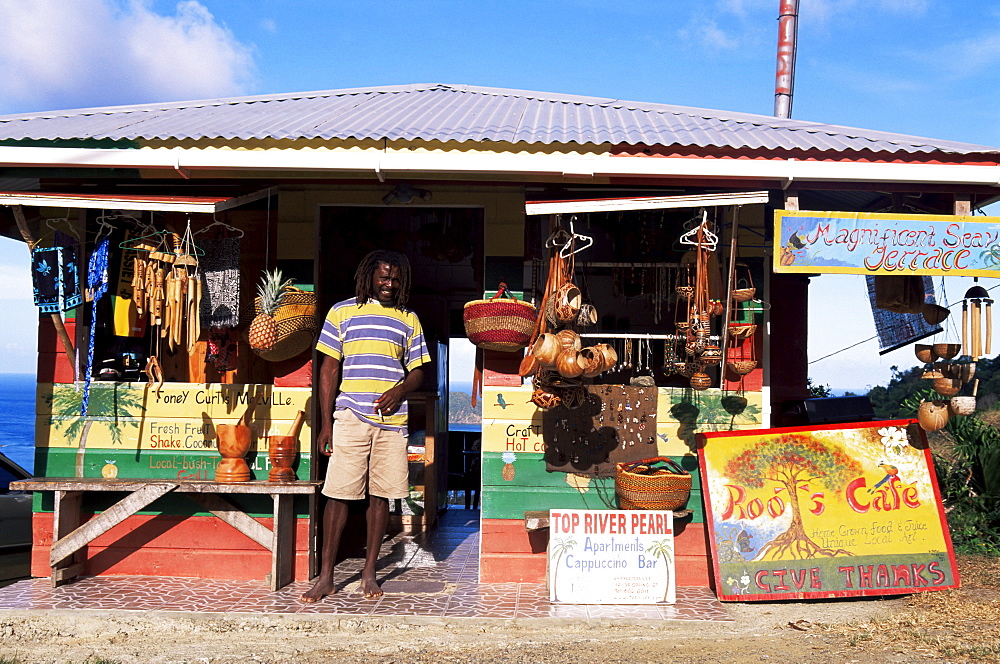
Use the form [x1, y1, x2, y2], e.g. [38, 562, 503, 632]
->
[360, 574, 383, 599]
[299, 577, 336, 603]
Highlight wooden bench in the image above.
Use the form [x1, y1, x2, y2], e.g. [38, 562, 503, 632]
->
[10, 478, 320, 591]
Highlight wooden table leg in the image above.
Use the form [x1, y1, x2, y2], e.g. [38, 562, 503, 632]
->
[50, 483, 177, 587]
[271, 494, 294, 591]
[51, 490, 82, 587]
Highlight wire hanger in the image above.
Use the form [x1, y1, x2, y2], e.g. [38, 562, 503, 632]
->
[560, 215, 594, 258]
[194, 212, 244, 238]
[678, 209, 718, 251]
[94, 211, 119, 238]
[44, 216, 81, 243]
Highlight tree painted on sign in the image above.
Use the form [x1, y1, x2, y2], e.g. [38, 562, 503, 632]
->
[549, 536, 576, 602]
[646, 538, 674, 601]
[722, 433, 863, 560]
[47, 383, 144, 477]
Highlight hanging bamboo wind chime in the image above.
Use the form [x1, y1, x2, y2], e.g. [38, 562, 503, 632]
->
[962, 282, 992, 360]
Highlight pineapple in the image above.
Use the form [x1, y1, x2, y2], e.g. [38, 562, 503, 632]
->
[249, 269, 294, 351]
[501, 451, 517, 481]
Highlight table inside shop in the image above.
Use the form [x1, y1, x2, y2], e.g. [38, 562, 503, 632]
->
[10, 478, 321, 590]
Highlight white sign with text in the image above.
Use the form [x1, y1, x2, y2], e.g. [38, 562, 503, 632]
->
[548, 509, 675, 604]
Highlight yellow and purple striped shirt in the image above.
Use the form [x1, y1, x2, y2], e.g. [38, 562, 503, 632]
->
[316, 297, 430, 431]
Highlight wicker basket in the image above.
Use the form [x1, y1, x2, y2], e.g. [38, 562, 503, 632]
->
[615, 457, 692, 511]
[464, 283, 537, 352]
[251, 288, 318, 362]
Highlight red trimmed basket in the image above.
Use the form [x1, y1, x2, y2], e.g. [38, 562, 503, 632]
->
[463, 283, 537, 352]
[615, 457, 692, 511]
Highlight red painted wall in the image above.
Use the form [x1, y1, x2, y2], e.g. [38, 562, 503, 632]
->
[30, 513, 312, 582]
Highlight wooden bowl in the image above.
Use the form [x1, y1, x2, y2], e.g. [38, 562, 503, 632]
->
[933, 343, 961, 360]
[555, 329, 582, 352]
[594, 343, 617, 372]
[932, 377, 961, 397]
[949, 396, 977, 416]
[532, 333, 561, 367]
[690, 372, 712, 390]
[556, 349, 584, 378]
[580, 347, 605, 378]
[917, 400, 950, 432]
[914, 344, 937, 364]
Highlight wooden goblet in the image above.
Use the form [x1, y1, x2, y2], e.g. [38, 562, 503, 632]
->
[267, 435, 298, 482]
[215, 423, 252, 483]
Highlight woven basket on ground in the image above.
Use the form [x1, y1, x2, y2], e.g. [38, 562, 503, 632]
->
[251, 288, 318, 362]
[614, 457, 692, 511]
[463, 283, 537, 352]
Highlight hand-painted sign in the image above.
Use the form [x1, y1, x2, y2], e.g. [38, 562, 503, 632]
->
[698, 420, 959, 601]
[774, 210, 1000, 276]
[548, 508, 675, 604]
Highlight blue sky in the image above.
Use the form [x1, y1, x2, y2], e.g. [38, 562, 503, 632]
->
[1, 0, 998, 389]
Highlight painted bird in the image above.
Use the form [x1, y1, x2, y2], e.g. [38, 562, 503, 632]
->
[496, 393, 507, 409]
[870, 463, 899, 492]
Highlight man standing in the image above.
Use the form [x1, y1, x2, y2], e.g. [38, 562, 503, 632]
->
[301, 250, 431, 602]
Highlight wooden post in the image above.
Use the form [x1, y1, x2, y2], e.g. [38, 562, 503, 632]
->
[10, 205, 77, 373]
[954, 194, 972, 217]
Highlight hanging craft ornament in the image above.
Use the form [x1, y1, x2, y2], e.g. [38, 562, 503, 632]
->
[81, 235, 111, 417]
[962, 281, 993, 360]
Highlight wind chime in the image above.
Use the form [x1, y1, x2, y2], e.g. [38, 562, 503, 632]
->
[962, 280, 992, 360]
[128, 219, 203, 392]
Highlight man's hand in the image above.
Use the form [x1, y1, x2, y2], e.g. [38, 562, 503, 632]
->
[373, 385, 406, 417]
[317, 425, 334, 456]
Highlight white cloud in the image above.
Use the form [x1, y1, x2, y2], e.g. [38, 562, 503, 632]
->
[677, 16, 740, 51]
[0, 0, 256, 114]
[926, 32, 1000, 79]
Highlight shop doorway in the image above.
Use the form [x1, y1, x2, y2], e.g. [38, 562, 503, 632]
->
[315, 205, 484, 524]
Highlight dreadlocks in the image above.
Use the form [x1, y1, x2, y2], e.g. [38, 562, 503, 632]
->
[354, 249, 412, 308]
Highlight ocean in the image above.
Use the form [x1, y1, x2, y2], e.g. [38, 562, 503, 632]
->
[0, 374, 35, 474]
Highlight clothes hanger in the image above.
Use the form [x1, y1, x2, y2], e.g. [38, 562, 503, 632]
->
[678, 209, 718, 252]
[44, 216, 81, 243]
[194, 212, 244, 238]
[560, 216, 594, 258]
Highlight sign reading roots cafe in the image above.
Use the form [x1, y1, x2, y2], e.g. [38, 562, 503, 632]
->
[698, 420, 960, 602]
[774, 209, 1000, 276]
[548, 509, 675, 604]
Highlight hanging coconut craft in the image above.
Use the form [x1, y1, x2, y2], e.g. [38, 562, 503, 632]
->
[917, 400, 950, 432]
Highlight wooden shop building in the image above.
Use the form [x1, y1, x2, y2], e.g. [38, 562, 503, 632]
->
[1, 84, 998, 589]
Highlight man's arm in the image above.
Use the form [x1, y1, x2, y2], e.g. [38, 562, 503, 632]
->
[373, 365, 427, 417]
[317, 354, 341, 456]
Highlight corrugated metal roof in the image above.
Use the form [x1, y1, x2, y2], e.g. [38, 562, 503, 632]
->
[0, 83, 996, 155]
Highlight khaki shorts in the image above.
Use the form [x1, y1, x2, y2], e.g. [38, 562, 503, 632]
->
[321, 409, 409, 500]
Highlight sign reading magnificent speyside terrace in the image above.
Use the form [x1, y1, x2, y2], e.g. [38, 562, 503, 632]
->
[698, 420, 959, 602]
[774, 210, 1000, 276]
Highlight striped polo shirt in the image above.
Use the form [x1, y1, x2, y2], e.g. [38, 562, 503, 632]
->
[315, 297, 431, 431]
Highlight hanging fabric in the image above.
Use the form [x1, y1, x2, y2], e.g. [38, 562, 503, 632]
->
[199, 236, 241, 328]
[31, 247, 61, 313]
[866, 275, 942, 355]
[81, 235, 110, 417]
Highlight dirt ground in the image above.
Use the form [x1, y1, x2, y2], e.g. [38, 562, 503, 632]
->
[1, 556, 998, 664]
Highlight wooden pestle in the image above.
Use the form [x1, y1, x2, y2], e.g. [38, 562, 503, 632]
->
[286, 410, 306, 439]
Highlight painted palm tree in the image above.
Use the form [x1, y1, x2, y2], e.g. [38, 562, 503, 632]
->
[646, 538, 675, 602]
[46, 383, 144, 477]
[549, 536, 577, 602]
